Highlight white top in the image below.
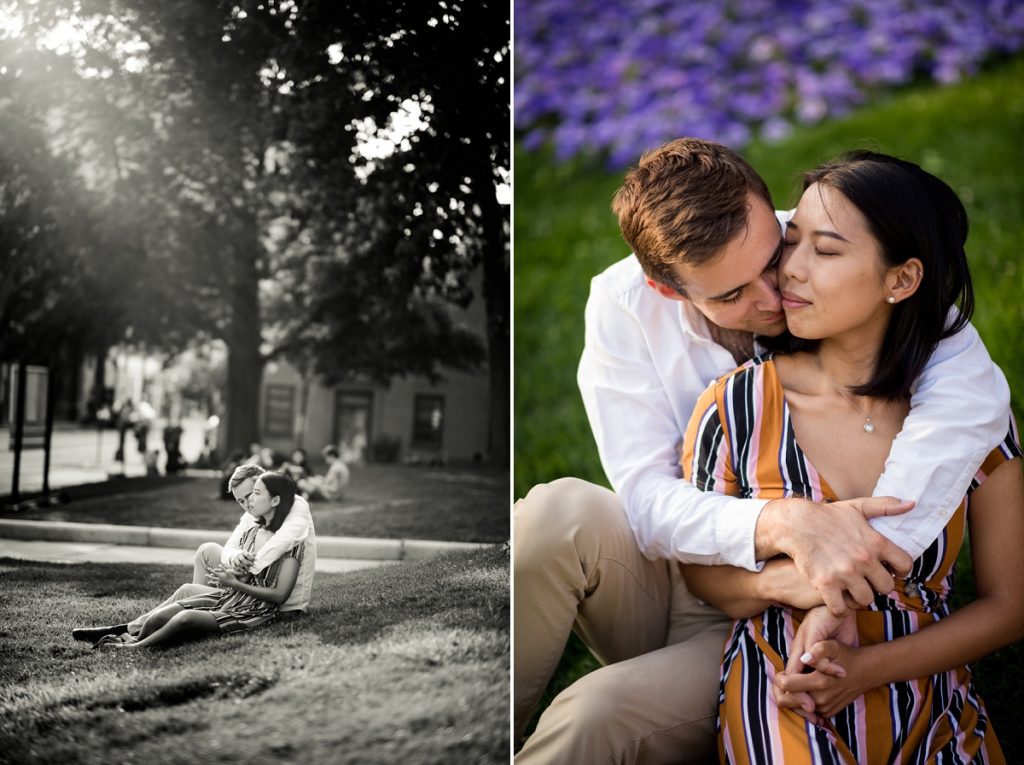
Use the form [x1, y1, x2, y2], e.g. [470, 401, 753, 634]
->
[578, 246, 1011, 571]
[221, 495, 317, 612]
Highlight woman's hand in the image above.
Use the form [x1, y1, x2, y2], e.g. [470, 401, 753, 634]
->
[771, 605, 857, 723]
[208, 567, 239, 588]
[774, 640, 880, 719]
[790, 605, 858, 674]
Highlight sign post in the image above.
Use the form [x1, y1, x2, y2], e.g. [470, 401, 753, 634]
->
[6, 363, 52, 506]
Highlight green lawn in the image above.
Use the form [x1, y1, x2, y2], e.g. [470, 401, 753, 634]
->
[515, 55, 1024, 755]
[0, 545, 509, 764]
[2, 463, 509, 543]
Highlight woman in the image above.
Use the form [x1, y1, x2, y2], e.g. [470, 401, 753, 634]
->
[680, 151, 1023, 763]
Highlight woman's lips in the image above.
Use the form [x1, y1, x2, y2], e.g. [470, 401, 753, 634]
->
[781, 291, 811, 310]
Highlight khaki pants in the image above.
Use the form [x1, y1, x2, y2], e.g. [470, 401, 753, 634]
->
[514, 478, 731, 765]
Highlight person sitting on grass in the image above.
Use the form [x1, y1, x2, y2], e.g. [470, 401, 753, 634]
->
[71, 464, 316, 645]
[298, 444, 350, 501]
[96, 472, 306, 648]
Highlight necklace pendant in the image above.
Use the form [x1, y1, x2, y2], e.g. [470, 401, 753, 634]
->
[863, 420, 875, 433]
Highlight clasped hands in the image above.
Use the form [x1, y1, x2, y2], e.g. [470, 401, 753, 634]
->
[771, 605, 875, 726]
[207, 551, 255, 588]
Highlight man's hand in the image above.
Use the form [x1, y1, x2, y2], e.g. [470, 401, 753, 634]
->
[228, 550, 255, 570]
[756, 496, 915, 616]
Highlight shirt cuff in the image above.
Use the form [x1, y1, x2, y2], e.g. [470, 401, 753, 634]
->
[714, 497, 769, 572]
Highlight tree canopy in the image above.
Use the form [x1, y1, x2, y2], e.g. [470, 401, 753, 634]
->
[1, 0, 509, 458]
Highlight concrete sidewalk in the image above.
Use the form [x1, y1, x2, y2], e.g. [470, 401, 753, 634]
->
[0, 518, 492, 573]
[0, 538, 393, 573]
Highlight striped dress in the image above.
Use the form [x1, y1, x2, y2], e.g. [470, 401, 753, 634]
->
[177, 524, 304, 634]
[681, 355, 1020, 765]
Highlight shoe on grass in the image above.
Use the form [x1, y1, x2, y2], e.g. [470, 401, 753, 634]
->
[72, 624, 128, 643]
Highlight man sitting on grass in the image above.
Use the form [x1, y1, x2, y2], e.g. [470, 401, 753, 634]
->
[298, 444, 350, 502]
[71, 464, 317, 645]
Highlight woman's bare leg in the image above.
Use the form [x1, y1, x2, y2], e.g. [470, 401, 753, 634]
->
[127, 610, 220, 648]
[136, 604, 185, 640]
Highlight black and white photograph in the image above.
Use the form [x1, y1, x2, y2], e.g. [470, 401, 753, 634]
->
[0, 1, 509, 762]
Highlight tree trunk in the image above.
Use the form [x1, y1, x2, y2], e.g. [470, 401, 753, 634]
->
[225, 236, 263, 455]
[474, 161, 510, 465]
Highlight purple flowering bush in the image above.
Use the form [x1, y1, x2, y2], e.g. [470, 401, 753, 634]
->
[515, 0, 1024, 167]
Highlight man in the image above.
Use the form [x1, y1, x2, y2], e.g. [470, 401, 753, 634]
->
[72, 464, 316, 643]
[514, 138, 1010, 763]
[299, 444, 350, 501]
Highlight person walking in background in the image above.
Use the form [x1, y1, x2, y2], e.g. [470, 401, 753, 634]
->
[133, 399, 156, 454]
[163, 421, 184, 473]
[299, 445, 350, 501]
[113, 399, 134, 463]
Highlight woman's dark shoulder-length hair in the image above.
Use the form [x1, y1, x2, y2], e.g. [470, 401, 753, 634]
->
[763, 150, 974, 401]
[257, 471, 297, 533]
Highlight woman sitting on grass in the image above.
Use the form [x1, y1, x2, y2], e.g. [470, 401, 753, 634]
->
[680, 152, 1023, 763]
[99, 472, 305, 649]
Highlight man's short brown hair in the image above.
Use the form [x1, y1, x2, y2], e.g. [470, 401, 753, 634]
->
[229, 463, 266, 491]
[612, 137, 773, 292]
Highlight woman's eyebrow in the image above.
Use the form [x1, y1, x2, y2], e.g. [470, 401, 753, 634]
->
[786, 220, 849, 242]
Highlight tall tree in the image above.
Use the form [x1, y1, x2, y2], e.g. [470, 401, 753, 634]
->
[266, 0, 511, 461]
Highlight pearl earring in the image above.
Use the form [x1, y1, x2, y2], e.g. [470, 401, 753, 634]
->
[886, 296, 896, 304]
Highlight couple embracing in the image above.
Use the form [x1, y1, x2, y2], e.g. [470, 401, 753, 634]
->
[73, 464, 317, 648]
[515, 140, 1022, 763]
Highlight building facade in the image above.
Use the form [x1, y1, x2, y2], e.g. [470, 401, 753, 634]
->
[258, 360, 490, 464]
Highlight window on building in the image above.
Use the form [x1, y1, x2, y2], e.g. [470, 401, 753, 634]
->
[412, 394, 445, 447]
[264, 384, 295, 438]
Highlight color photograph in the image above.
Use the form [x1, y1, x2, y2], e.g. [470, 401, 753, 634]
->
[514, 1, 1024, 762]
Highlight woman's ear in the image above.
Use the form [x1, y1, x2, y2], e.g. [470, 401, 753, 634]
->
[270, 495, 280, 507]
[886, 258, 923, 303]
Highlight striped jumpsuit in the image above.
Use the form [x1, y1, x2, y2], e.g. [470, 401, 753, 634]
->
[177, 524, 304, 634]
[681, 355, 1019, 764]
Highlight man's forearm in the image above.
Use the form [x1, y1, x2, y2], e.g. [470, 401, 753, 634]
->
[683, 558, 824, 620]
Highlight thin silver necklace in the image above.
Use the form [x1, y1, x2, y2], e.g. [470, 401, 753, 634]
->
[829, 379, 876, 433]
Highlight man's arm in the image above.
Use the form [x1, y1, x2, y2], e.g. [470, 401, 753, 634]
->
[221, 513, 257, 567]
[869, 317, 1011, 559]
[578, 276, 767, 570]
[248, 496, 312, 574]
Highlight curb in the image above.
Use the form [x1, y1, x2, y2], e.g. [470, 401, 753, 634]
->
[0, 519, 490, 561]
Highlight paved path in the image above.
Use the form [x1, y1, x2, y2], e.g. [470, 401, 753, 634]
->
[0, 418, 207, 494]
[0, 539, 396, 574]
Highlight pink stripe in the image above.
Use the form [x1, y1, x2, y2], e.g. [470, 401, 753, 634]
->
[803, 456, 825, 502]
[746, 365, 764, 497]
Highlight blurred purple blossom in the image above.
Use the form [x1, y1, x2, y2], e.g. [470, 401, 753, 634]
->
[515, 0, 1024, 167]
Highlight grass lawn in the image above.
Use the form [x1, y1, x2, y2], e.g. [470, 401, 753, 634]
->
[0, 544, 509, 764]
[1, 463, 509, 543]
[515, 55, 1024, 755]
